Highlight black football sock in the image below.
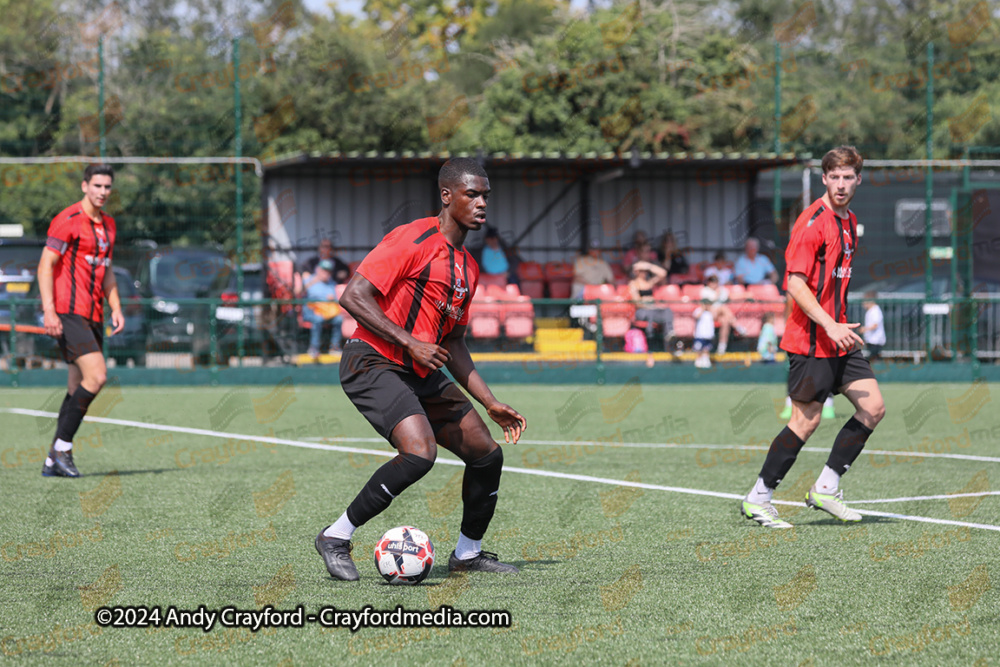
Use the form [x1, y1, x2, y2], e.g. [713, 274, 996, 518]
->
[826, 417, 874, 476]
[460, 447, 504, 541]
[345, 453, 434, 528]
[51, 392, 73, 450]
[758, 427, 806, 490]
[55, 386, 97, 444]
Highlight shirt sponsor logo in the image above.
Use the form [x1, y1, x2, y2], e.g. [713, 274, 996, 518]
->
[833, 267, 852, 279]
[84, 254, 112, 267]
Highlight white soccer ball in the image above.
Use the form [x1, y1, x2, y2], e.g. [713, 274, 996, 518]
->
[374, 526, 435, 585]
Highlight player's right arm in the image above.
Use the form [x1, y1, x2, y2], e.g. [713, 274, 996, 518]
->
[339, 273, 451, 370]
[37, 248, 62, 337]
[786, 273, 863, 352]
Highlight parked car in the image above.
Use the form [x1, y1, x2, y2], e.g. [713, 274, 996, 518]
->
[0, 238, 45, 360]
[134, 246, 233, 363]
[216, 263, 280, 363]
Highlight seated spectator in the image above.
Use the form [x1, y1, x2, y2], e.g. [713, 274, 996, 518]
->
[628, 260, 673, 368]
[702, 251, 734, 285]
[657, 231, 690, 277]
[480, 228, 510, 282]
[621, 230, 649, 269]
[757, 312, 778, 362]
[302, 260, 343, 359]
[301, 238, 349, 284]
[734, 237, 777, 286]
[700, 275, 742, 355]
[572, 240, 615, 298]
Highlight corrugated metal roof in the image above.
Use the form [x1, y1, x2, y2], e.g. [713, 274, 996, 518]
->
[262, 150, 808, 172]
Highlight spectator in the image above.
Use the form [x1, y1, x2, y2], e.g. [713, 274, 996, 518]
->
[734, 237, 778, 285]
[480, 228, 510, 282]
[302, 260, 343, 359]
[863, 292, 885, 359]
[628, 260, 673, 368]
[703, 251, 734, 285]
[621, 230, 649, 269]
[700, 274, 743, 355]
[657, 231, 690, 277]
[692, 305, 715, 369]
[572, 240, 615, 299]
[302, 238, 349, 284]
[757, 312, 778, 362]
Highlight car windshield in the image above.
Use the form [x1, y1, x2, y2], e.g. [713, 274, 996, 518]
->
[0, 245, 42, 279]
[149, 253, 232, 297]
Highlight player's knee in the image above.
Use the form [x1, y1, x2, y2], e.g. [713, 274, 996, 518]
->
[88, 372, 107, 391]
[865, 401, 886, 427]
[400, 452, 436, 479]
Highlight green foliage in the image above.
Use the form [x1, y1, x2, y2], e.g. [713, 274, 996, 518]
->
[0, 0, 997, 242]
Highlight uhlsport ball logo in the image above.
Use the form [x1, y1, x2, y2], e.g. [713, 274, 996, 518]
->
[374, 526, 435, 585]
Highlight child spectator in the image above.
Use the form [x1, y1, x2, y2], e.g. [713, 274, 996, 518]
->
[757, 312, 778, 362]
[700, 275, 743, 355]
[863, 292, 885, 359]
[702, 251, 733, 285]
[302, 260, 343, 359]
[692, 304, 715, 369]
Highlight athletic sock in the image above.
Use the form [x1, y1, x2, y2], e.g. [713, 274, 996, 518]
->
[53, 438, 73, 452]
[345, 453, 435, 528]
[454, 532, 482, 560]
[323, 512, 357, 540]
[815, 465, 840, 494]
[826, 417, 874, 476]
[460, 447, 504, 541]
[56, 386, 97, 444]
[746, 477, 774, 504]
[758, 426, 806, 489]
[785, 396, 792, 407]
[824, 395, 834, 408]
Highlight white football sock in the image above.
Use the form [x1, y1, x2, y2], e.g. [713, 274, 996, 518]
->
[454, 532, 482, 560]
[785, 396, 792, 407]
[45, 457, 54, 467]
[323, 512, 356, 540]
[816, 466, 840, 494]
[54, 439, 73, 452]
[824, 395, 834, 408]
[746, 477, 773, 504]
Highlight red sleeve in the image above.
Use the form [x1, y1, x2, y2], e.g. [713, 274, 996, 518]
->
[45, 213, 77, 255]
[355, 225, 427, 296]
[785, 214, 826, 277]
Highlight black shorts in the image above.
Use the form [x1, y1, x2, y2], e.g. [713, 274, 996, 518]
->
[339, 340, 474, 444]
[787, 349, 876, 404]
[57, 313, 103, 363]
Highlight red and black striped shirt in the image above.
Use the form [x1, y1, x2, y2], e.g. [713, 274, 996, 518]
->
[780, 198, 858, 357]
[354, 217, 478, 377]
[46, 202, 117, 323]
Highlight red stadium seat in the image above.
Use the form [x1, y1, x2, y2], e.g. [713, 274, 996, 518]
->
[478, 272, 508, 288]
[726, 284, 747, 302]
[583, 284, 634, 338]
[469, 292, 502, 339]
[487, 284, 534, 338]
[544, 261, 574, 300]
[517, 261, 545, 299]
[682, 284, 703, 301]
[748, 283, 781, 301]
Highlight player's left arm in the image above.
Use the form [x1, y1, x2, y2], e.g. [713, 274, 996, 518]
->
[442, 324, 526, 444]
[102, 264, 125, 334]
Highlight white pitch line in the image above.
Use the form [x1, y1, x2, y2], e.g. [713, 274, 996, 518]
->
[7, 408, 1000, 534]
[851, 491, 1000, 504]
[308, 435, 1000, 466]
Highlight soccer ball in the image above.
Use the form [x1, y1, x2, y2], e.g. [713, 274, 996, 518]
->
[374, 526, 435, 585]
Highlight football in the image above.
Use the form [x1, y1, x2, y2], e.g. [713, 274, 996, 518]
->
[374, 526, 435, 585]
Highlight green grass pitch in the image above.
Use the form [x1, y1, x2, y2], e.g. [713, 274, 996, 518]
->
[1, 381, 997, 665]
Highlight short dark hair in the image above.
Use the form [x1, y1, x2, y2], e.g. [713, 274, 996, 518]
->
[438, 158, 487, 190]
[83, 164, 114, 183]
